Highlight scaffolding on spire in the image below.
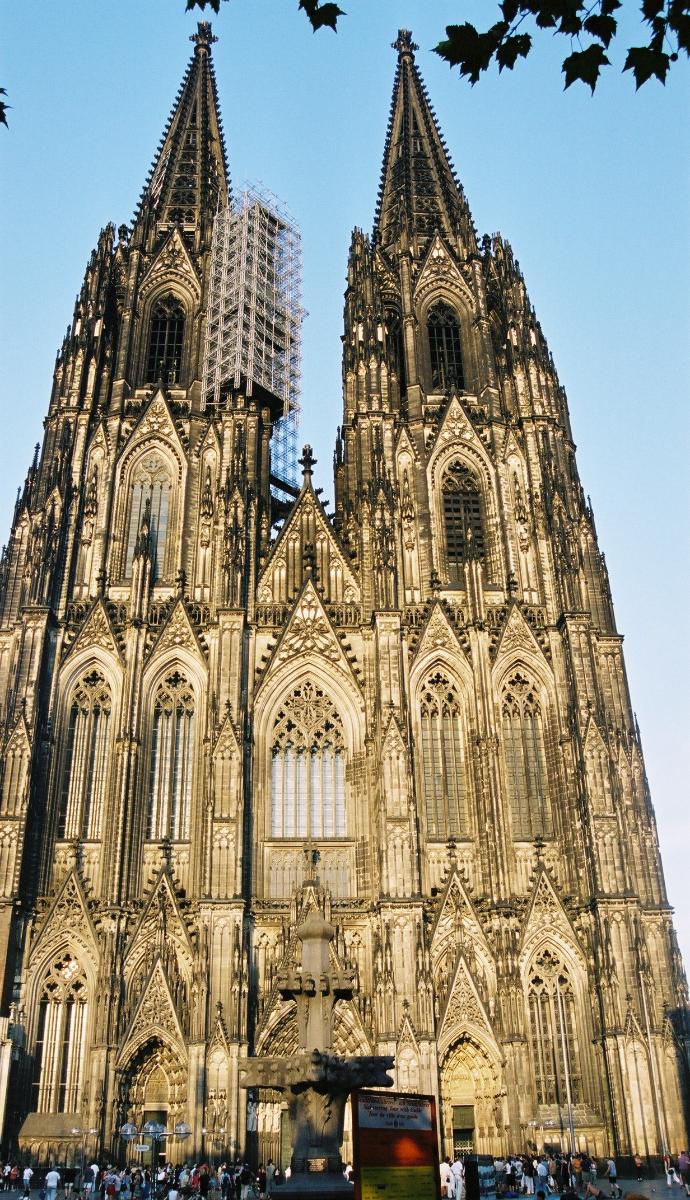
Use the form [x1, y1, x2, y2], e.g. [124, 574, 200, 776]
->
[202, 184, 304, 494]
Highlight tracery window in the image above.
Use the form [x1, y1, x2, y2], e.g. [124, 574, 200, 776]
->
[124, 453, 173, 581]
[502, 672, 553, 839]
[146, 295, 185, 384]
[147, 671, 196, 841]
[527, 948, 582, 1106]
[271, 681, 346, 839]
[428, 300, 464, 392]
[32, 953, 89, 1113]
[419, 672, 469, 839]
[443, 462, 485, 580]
[57, 671, 112, 840]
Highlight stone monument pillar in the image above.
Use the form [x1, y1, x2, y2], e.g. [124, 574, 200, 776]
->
[239, 900, 393, 1195]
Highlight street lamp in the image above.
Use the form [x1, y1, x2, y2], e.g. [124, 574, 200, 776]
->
[172, 1122, 191, 1164]
[120, 1122, 169, 1192]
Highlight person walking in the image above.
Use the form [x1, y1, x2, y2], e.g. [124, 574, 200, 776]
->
[678, 1151, 690, 1197]
[45, 1168, 61, 1200]
[604, 1157, 621, 1200]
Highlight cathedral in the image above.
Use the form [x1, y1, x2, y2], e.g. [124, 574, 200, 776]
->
[0, 22, 687, 1168]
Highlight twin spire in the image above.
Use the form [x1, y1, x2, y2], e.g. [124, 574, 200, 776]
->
[375, 30, 476, 256]
[133, 22, 230, 244]
[134, 24, 473, 256]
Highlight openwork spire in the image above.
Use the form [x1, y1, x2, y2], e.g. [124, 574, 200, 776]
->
[374, 29, 476, 256]
[133, 22, 229, 242]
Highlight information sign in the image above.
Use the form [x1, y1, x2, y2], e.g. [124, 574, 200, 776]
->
[352, 1090, 441, 1200]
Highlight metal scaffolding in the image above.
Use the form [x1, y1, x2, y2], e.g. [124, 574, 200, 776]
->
[202, 184, 303, 491]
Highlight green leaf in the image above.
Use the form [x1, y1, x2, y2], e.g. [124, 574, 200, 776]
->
[641, 0, 664, 21]
[624, 44, 671, 85]
[185, 0, 221, 10]
[435, 23, 502, 83]
[601, 0, 622, 13]
[496, 32, 533, 69]
[0, 88, 8, 129]
[298, 0, 345, 32]
[583, 12, 618, 46]
[562, 42, 610, 91]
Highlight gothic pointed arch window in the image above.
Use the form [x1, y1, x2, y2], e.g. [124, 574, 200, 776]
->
[270, 681, 346, 839]
[146, 294, 185, 385]
[502, 672, 553, 839]
[124, 453, 174, 582]
[419, 671, 469, 839]
[147, 671, 196, 841]
[428, 300, 464, 392]
[31, 953, 89, 1113]
[57, 670, 112, 840]
[442, 461, 485, 580]
[527, 947, 582, 1106]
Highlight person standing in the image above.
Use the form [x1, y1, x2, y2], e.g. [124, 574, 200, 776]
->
[264, 1162, 275, 1198]
[45, 1168, 61, 1200]
[451, 1155, 465, 1200]
[440, 1157, 454, 1199]
[536, 1158, 551, 1195]
[22, 1167, 34, 1197]
[677, 1151, 690, 1197]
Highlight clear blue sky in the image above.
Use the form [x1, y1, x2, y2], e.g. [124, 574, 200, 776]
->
[1, 1, 688, 962]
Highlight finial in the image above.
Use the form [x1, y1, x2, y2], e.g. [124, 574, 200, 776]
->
[191, 22, 217, 52]
[393, 29, 418, 59]
[299, 444, 316, 482]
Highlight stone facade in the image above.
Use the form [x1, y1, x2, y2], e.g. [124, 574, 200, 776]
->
[0, 23, 687, 1167]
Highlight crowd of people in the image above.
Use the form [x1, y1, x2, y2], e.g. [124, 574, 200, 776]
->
[438, 1151, 690, 1200]
[2, 1149, 690, 1200]
[0, 1161, 295, 1200]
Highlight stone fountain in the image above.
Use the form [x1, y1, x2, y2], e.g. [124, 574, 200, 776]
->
[239, 880, 393, 1195]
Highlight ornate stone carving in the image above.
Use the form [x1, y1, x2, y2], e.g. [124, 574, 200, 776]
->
[276, 587, 341, 664]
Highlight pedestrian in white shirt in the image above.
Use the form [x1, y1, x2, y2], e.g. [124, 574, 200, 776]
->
[440, 1157, 454, 1198]
[451, 1156, 465, 1200]
[45, 1169, 61, 1200]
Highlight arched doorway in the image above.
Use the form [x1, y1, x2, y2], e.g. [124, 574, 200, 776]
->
[440, 1034, 506, 1157]
[116, 1037, 188, 1164]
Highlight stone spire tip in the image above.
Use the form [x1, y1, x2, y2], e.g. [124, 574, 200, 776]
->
[392, 29, 418, 59]
[191, 21, 217, 52]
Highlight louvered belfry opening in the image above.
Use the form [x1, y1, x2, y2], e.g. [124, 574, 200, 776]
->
[146, 295, 186, 385]
[428, 300, 464, 393]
